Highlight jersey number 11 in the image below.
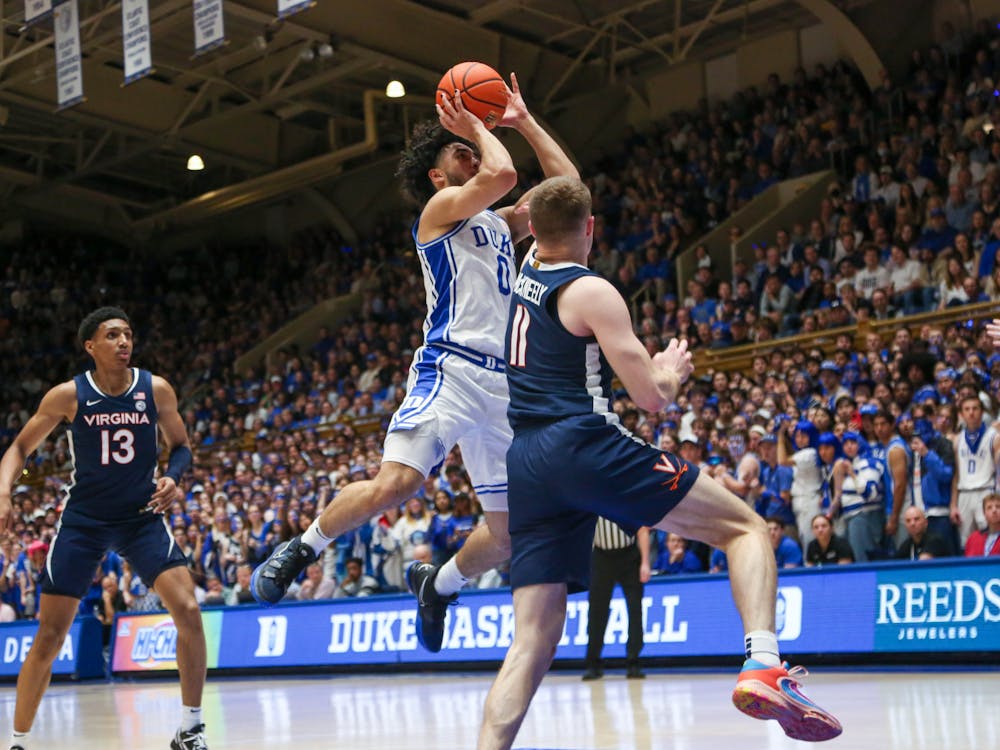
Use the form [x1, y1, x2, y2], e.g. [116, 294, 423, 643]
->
[509, 304, 531, 368]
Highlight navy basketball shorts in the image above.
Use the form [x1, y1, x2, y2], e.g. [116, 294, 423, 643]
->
[40, 514, 187, 599]
[508, 414, 699, 593]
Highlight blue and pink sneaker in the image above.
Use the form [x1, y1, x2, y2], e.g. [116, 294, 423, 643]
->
[732, 659, 843, 742]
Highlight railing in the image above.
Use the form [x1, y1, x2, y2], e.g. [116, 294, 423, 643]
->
[196, 413, 389, 464]
[232, 263, 384, 375]
[233, 291, 365, 375]
[692, 300, 997, 374]
[21, 412, 390, 488]
[674, 171, 838, 301]
[629, 284, 657, 324]
[20, 303, 997, 488]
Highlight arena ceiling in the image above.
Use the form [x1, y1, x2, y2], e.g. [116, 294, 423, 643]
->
[0, 0, 870, 243]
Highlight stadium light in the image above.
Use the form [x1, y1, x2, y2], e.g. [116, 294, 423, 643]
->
[385, 80, 405, 98]
[187, 154, 205, 171]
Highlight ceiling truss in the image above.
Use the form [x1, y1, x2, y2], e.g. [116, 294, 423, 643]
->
[0, 0, 873, 242]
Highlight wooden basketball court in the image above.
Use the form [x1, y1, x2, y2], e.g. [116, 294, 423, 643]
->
[3, 668, 994, 749]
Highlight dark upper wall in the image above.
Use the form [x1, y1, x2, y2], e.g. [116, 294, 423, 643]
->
[22, 0, 991, 254]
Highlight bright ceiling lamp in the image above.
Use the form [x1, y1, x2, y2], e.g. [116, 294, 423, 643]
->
[187, 154, 205, 171]
[385, 80, 405, 98]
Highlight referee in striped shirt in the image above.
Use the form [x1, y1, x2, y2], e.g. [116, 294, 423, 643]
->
[582, 517, 651, 680]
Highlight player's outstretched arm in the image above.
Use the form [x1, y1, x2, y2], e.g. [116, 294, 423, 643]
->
[497, 73, 577, 181]
[419, 92, 517, 240]
[0, 382, 76, 531]
[496, 72, 578, 242]
[558, 275, 685, 413]
[149, 375, 193, 513]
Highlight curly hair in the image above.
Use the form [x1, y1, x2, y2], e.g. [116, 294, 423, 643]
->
[395, 121, 475, 207]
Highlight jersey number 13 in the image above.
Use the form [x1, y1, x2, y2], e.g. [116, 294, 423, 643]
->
[100, 428, 136, 465]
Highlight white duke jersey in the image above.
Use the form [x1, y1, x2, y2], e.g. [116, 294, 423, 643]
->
[957, 426, 997, 491]
[414, 208, 515, 361]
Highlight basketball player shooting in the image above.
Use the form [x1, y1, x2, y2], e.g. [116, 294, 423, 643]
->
[251, 69, 579, 656]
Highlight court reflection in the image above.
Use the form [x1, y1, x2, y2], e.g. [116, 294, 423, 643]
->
[0, 670, 995, 749]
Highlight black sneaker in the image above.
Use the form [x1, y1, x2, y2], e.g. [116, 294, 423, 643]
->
[171, 724, 208, 750]
[406, 562, 456, 652]
[581, 667, 603, 681]
[250, 536, 316, 606]
[626, 664, 646, 679]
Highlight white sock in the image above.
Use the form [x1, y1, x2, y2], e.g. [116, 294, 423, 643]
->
[744, 630, 781, 667]
[11, 730, 29, 749]
[301, 519, 334, 556]
[434, 557, 469, 596]
[180, 705, 202, 732]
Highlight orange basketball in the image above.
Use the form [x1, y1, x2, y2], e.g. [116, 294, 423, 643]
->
[436, 62, 507, 129]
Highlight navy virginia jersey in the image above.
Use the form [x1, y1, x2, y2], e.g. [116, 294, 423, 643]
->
[505, 253, 616, 430]
[63, 368, 160, 525]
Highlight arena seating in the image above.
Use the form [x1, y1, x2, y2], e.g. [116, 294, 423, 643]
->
[5, 21, 1000, 618]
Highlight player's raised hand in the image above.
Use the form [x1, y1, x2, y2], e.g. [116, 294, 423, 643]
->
[986, 318, 1000, 347]
[653, 338, 694, 384]
[437, 89, 484, 140]
[497, 72, 528, 128]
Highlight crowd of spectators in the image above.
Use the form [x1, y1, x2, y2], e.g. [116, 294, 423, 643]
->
[0, 224, 437, 618]
[581, 17, 1000, 572]
[4, 19, 1000, 620]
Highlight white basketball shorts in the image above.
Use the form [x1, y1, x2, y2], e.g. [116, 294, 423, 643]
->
[384, 345, 510, 512]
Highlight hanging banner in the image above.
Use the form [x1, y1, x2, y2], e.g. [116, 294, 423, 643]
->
[276, 0, 313, 19]
[121, 0, 153, 84]
[192, 0, 225, 55]
[54, 0, 84, 110]
[24, 0, 52, 27]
